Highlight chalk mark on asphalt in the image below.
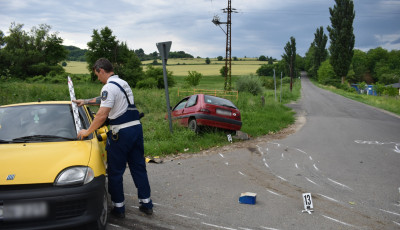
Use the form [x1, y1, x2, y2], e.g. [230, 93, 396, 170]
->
[321, 215, 358, 228]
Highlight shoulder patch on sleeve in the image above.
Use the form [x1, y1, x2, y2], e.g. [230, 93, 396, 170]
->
[101, 91, 108, 101]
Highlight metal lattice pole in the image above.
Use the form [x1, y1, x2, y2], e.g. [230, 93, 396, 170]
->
[225, 0, 232, 91]
[212, 0, 237, 91]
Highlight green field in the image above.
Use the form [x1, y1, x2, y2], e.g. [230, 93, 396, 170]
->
[64, 61, 89, 74]
[1, 71, 301, 156]
[65, 58, 268, 76]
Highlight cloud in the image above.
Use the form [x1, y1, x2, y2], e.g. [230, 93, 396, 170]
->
[0, 0, 399, 58]
[374, 33, 400, 50]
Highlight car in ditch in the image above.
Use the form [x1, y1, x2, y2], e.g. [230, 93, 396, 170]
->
[0, 101, 109, 230]
[170, 94, 242, 132]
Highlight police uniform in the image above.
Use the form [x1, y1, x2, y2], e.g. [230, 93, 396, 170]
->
[100, 75, 152, 213]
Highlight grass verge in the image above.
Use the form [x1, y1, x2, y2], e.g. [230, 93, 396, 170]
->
[1, 76, 301, 157]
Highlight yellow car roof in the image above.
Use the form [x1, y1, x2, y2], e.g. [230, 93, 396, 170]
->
[1, 101, 72, 107]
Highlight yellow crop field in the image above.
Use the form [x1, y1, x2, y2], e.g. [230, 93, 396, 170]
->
[64, 61, 89, 74]
[152, 63, 261, 76]
[65, 58, 267, 76]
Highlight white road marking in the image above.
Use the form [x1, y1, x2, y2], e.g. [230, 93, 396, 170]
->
[174, 213, 199, 219]
[260, 226, 280, 230]
[394, 221, 400, 226]
[309, 156, 313, 161]
[355, 140, 386, 145]
[108, 223, 121, 228]
[281, 153, 284, 159]
[219, 153, 225, 158]
[295, 163, 299, 169]
[256, 145, 264, 155]
[395, 145, 400, 153]
[305, 177, 318, 185]
[296, 148, 307, 155]
[313, 164, 319, 171]
[379, 208, 400, 216]
[328, 178, 353, 190]
[202, 222, 237, 230]
[277, 175, 287, 181]
[269, 142, 281, 147]
[238, 227, 254, 230]
[239, 171, 246, 176]
[264, 162, 270, 168]
[322, 215, 357, 228]
[225, 162, 229, 165]
[195, 212, 208, 216]
[267, 189, 283, 197]
[318, 194, 340, 203]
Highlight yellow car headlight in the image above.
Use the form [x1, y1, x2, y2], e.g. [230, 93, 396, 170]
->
[54, 167, 94, 186]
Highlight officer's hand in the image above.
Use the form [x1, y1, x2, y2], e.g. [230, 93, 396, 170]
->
[77, 129, 90, 140]
[72, 99, 84, 107]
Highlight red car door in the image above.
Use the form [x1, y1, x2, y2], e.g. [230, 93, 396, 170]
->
[180, 95, 198, 125]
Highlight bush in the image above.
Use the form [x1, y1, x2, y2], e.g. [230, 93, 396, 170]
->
[236, 75, 263, 96]
[144, 65, 175, 89]
[282, 76, 291, 84]
[260, 76, 275, 89]
[220, 66, 228, 77]
[136, 78, 157, 89]
[318, 60, 336, 84]
[379, 73, 399, 85]
[346, 87, 357, 93]
[256, 64, 275, 77]
[383, 86, 398, 97]
[258, 55, 267, 61]
[374, 82, 385, 96]
[184, 71, 203, 87]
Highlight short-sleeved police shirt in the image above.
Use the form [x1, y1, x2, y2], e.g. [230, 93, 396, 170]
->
[100, 75, 134, 120]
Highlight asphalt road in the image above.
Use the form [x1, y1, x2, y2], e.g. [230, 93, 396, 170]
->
[107, 74, 400, 230]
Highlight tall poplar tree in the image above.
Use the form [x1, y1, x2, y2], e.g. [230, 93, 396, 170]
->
[327, 0, 355, 84]
[313, 26, 328, 77]
[282, 36, 296, 91]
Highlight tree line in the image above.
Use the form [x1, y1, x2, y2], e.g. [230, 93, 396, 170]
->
[0, 23, 67, 79]
[64, 46, 194, 62]
[1, 0, 398, 93]
[256, 0, 399, 94]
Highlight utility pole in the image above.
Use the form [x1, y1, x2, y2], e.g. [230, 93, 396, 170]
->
[212, 0, 238, 91]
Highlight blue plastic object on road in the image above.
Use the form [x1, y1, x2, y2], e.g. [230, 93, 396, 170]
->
[239, 192, 257, 205]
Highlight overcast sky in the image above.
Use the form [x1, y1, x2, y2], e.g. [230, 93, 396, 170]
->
[0, 0, 399, 59]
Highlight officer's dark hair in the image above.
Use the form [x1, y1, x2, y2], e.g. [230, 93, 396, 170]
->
[93, 58, 114, 73]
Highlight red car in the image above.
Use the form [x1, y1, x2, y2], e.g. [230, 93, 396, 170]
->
[170, 94, 242, 132]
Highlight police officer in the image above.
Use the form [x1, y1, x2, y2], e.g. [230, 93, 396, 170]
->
[73, 58, 153, 218]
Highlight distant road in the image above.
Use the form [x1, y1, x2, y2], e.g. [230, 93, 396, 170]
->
[108, 73, 400, 230]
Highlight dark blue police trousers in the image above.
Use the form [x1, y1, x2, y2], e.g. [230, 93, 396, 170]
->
[106, 124, 152, 209]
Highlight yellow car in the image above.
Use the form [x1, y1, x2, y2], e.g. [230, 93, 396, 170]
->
[0, 101, 108, 230]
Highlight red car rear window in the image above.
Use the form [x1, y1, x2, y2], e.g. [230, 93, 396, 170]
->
[204, 95, 237, 109]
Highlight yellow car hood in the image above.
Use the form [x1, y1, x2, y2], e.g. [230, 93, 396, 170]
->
[0, 141, 92, 185]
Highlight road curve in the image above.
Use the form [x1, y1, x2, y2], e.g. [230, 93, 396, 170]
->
[108, 74, 400, 230]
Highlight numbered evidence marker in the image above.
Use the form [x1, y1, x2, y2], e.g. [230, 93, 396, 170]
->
[67, 76, 82, 135]
[302, 193, 314, 214]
